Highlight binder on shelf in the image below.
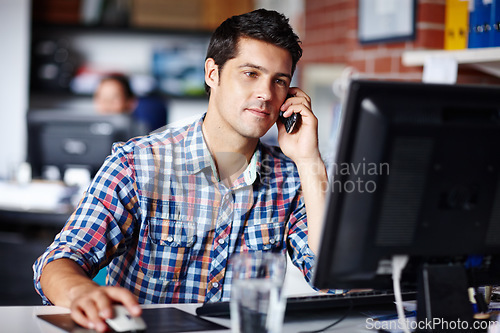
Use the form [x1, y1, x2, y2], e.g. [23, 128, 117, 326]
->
[491, 0, 500, 46]
[445, 0, 469, 50]
[469, 0, 492, 48]
[469, 0, 480, 48]
[481, 0, 493, 47]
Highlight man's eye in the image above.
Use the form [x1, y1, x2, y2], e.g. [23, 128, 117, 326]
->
[245, 72, 257, 78]
[275, 79, 287, 86]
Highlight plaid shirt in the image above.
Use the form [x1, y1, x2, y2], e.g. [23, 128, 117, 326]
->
[34, 114, 315, 304]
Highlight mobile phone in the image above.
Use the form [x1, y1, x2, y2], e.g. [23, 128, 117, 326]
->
[279, 111, 298, 133]
[279, 94, 300, 133]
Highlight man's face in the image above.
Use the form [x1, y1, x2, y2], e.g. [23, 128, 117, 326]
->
[206, 37, 293, 140]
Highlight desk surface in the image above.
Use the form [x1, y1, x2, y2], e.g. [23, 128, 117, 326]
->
[0, 209, 70, 228]
[1, 304, 373, 333]
[0, 181, 76, 228]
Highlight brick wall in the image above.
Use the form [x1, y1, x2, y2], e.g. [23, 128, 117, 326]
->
[301, 0, 500, 85]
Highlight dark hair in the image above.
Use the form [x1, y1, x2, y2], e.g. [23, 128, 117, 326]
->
[205, 8, 302, 94]
[100, 74, 135, 98]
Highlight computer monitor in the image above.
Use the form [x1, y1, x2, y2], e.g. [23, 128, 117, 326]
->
[313, 80, 500, 324]
[27, 110, 142, 179]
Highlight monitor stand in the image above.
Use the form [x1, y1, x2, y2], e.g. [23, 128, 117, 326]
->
[416, 263, 485, 333]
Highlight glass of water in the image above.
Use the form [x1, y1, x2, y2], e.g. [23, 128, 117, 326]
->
[230, 252, 287, 333]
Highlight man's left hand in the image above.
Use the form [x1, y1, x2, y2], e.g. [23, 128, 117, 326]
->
[277, 87, 320, 164]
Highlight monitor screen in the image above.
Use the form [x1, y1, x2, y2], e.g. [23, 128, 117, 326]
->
[27, 110, 143, 179]
[313, 80, 500, 321]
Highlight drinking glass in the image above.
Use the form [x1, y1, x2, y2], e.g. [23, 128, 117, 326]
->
[230, 252, 287, 333]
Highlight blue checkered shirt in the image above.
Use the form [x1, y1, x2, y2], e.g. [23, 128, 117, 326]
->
[34, 114, 315, 304]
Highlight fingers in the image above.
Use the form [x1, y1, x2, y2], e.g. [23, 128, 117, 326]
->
[288, 87, 310, 101]
[280, 87, 312, 117]
[105, 286, 142, 317]
[69, 286, 141, 332]
[71, 298, 109, 332]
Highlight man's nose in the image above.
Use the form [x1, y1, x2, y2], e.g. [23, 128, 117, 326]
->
[255, 80, 273, 101]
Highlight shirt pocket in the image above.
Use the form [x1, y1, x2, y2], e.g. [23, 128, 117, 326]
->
[138, 216, 196, 281]
[244, 219, 284, 251]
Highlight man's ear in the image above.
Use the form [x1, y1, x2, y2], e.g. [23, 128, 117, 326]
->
[205, 58, 219, 90]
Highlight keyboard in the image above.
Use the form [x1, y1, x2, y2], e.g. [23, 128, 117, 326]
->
[196, 290, 417, 318]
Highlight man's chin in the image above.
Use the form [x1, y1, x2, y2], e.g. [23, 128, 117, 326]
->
[242, 125, 274, 140]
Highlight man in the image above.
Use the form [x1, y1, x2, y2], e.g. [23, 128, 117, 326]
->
[34, 9, 328, 332]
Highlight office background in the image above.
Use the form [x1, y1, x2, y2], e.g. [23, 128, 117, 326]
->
[1, 0, 500, 305]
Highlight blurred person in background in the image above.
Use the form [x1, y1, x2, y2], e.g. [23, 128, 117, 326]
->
[93, 74, 137, 115]
[94, 74, 167, 132]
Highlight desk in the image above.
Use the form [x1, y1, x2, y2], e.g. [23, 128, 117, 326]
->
[0, 209, 70, 228]
[0, 181, 79, 215]
[0, 304, 373, 333]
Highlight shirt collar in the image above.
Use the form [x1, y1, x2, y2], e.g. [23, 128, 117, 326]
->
[233, 142, 263, 188]
[183, 114, 213, 175]
[244, 144, 260, 183]
[183, 113, 264, 187]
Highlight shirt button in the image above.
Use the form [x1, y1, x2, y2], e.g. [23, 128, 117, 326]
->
[212, 282, 219, 288]
[166, 236, 174, 243]
[218, 238, 225, 245]
[269, 238, 276, 245]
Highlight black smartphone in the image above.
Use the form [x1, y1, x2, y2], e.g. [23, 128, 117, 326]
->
[279, 94, 300, 133]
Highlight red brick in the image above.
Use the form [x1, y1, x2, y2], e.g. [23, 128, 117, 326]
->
[414, 28, 444, 49]
[399, 61, 424, 74]
[373, 56, 393, 73]
[348, 59, 366, 73]
[456, 69, 500, 85]
[417, 3, 446, 25]
[345, 17, 357, 30]
[383, 42, 411, 50]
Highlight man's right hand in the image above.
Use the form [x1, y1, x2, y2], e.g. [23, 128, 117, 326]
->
[68, 284, 142, 332]
[40, 259, 142, 332]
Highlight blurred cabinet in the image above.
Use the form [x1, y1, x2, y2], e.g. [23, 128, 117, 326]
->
[32, 0, 82, 25]
[0, 210, 70, 305]
[32, 0, 254, 31]
[133, 0, 254, 30]
[29, 23, 212, 104]
[202, 0, 255, 30]
[29, 0, 254, 109]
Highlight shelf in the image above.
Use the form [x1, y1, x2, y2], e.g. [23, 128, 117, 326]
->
[402, 47, 500, 77]
[31, 22, 213, 38]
